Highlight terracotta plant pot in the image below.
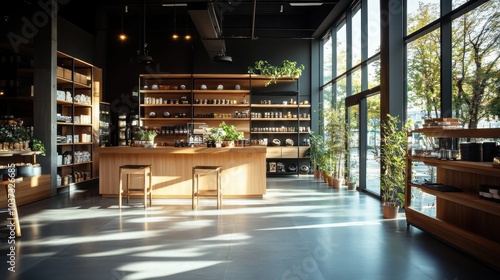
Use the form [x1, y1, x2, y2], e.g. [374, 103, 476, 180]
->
[382, 203, 399, 219]
[322, 171, 329, 183]
[330, 177, 343, 189]
[314, 170, 320, 179]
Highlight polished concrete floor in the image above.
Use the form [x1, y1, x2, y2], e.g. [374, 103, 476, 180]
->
[1, 176, 499, 280]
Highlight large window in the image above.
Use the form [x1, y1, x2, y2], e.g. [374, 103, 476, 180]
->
[321, 1, 381, 193]
[406, 0, 500, 129]
[451, 1, 500, 128]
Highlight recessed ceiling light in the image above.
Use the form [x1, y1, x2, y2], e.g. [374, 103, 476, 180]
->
[289, 3, 323, 7]
[162, 3, 187, 7]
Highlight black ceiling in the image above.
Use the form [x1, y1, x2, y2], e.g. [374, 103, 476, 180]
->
[6, 0, 347, 40]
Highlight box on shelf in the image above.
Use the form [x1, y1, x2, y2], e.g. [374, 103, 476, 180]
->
[74, 116, 80, 124]
[80, 74, 90, 85]
[73, 135, 79, 143]
[81, 133, 91, 143]
[74, 72, 82, 84]
[57, 66, 64, 78]
[63, 68, 72, 80]
[80, 115, 91, 124]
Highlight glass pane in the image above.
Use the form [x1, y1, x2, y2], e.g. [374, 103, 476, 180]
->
[407, 0, 440, 35]
[322, 84, 333, 111]
[366, 94, 380, 196]
[351, 68, 361, 95]
[452, 0, 500, 128]
[367, 0, 380, 57]
[410, 187, 437, 218]
[348, 105, 359, 188]
[336, 21, 347, 75]
[352, 7, 362, 66]
[453, 0, 470, 10]
[336, 77, 346, 105]
[367, 59, 380, 89]
[323, 35, 333, 83]
[407, 28, 441, 122]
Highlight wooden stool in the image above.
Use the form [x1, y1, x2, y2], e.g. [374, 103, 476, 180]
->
[119, 165, 152, 208]
[192, 166, 222, 209]
[2, 176, 23, 237]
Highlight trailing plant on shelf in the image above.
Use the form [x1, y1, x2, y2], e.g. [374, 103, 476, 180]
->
[248, 59, 305, 86]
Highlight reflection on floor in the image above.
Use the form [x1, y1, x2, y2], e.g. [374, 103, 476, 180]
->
[1, 177, 499, 280]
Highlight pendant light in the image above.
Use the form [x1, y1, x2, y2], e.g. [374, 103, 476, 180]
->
[172, 4, 179, 40]
[213, 0, 232, 63]
[132, 0, 153, 63]
[118, 5, 127, 41]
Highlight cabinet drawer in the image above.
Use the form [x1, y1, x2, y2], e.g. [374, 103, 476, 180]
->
[282, 147, 298, 158]
[299, 146, 309, 158]
[266, 147, 282, 158]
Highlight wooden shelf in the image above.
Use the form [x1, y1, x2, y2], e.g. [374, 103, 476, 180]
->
[141, 104, 191, 107]
[409, 156, 500, 177]
[410, 183, 500, 216]
[406, 127, 500, 271]
[410, 127, 500, 138]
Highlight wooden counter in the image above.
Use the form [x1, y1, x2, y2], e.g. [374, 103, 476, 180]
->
[95, 146, 266, 198]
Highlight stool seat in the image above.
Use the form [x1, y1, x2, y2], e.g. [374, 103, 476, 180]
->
[119, 164, 152, 208]
[192, 166, 222, 209]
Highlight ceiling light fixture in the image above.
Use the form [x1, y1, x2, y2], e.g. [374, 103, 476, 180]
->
[132, 0, 153, 63]
[184, 12, 192, 40]
[118, 5, 127, 41]
[172, 4, 179, 40]
[289, 3, 323, 6]
[213, 0, 232, 62]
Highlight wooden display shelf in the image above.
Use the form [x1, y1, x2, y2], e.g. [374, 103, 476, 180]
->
[410, 156, 500, 177]
[192, 104, 249, 107]
[141, 104, 192, 107]
[139, 89, 191, 94]
[410, 127, 500, 138]
[409, 183, 500, 216]
[405, 207, 500, 271]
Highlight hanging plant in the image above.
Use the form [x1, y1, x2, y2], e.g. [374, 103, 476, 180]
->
[248, 60, 305, 86]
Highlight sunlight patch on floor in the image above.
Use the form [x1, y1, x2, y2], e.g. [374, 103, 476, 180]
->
[114, 261, 226, 279]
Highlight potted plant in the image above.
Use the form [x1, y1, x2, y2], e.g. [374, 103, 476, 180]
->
[136, 128, 157, 147]
[323, 105, 348, 188]
[31, 138, 46, 156]
[219, 122, 244, 147]
[248, 59, 305, 86]
[31, 138, 46, 176]
[347, 175, 358, 190]
[373, 114, 412, 218]
[204, 127, 225, 147]
[306, 132, 326, 179]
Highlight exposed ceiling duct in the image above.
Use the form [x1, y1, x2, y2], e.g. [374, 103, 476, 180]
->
[188, 2, 228, 61]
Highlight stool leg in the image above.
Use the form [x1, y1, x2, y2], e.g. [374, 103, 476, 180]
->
[148, 168, 152, 207]
[126, 174, 130, 205]
[217, 170, 222, 209]
[192, 169, 196, 210]
[119, 169, 123, 208]
[143, 170, 147, 208]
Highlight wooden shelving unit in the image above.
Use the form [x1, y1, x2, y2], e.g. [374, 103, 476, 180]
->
[56, 52, 100, 189]
[405, 127, 500, 271]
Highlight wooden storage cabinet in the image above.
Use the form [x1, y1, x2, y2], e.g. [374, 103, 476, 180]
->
[405, 127, 500, 270]
[56, 52, 99, 188]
